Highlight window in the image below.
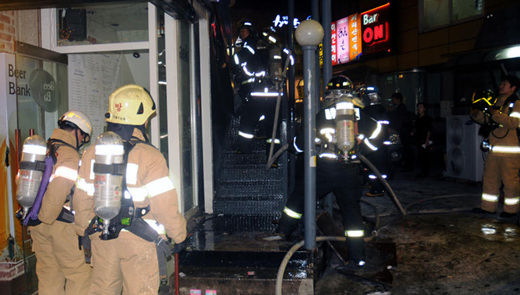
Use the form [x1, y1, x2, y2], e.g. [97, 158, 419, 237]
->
[56, 2, 148, 46]
[421, 0, 483, 32]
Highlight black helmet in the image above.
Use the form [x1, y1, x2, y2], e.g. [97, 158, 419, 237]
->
[472, 88, 496, 111]
[326, 75, 353, 92]
[239, 21, 255, 33]
[359, 85, 381, 105]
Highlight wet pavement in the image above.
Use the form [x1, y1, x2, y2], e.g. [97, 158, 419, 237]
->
[314, 167, 520, 295]
[178, 162, 520, 294]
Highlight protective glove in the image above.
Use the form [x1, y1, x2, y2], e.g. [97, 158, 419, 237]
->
[172, 240, 186, 254]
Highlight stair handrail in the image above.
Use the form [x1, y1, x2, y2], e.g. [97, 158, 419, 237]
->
[266, 49, 293, 170]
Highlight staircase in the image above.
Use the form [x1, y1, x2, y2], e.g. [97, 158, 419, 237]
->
[172, 111, 325, 295]
[212, 115, 288, 231]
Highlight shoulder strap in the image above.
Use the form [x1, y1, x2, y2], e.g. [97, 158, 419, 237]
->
[504, 95, 519, 115]
[96, 138, 143, 240]
[48, 138, 76, 164]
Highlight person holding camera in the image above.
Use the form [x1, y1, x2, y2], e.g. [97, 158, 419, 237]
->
[470, 75, 520, 218]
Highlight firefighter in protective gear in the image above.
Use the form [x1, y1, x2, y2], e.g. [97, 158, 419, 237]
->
[470, 75, 520, 218]
[73, 84, 187, 294]
[233, 21, 260, 105]
[359, 85, 390, 197]
[28, 110, 93, 295]
[236, 27, 292, 154]
[272, 76, 381, 270]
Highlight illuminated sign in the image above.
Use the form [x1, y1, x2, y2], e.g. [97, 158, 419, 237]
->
[331, 14, 360, 66]
[331, 22, 337, 64]
[329, 3, 390, 65]
[336, 17, 349, 64]
[272, 15, 304, 28]
[348, 14, 362, 61]
[361, 2, 391, 55]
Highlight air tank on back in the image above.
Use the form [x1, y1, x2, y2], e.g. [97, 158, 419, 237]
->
[17, 135, 47, 218]
[93, 131, 125, 235]
[335, 93, 357, 154]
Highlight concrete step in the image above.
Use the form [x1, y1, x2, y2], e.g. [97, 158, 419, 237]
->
[175, 238, 320, 295]
[176, 265, 314, 295]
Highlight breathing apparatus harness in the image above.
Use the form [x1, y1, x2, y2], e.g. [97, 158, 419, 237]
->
[477, 94, 519, 151]
[85, 133, 172, 285]
[86, 136, 151, 239]
[18, 137, 78, 225]
[317, 90, 368, 165]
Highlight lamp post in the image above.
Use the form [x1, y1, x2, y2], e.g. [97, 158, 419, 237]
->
[295, 19, 324, 251]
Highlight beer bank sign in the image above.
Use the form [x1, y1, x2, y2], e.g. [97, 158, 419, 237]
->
[331, 2, 391, 65]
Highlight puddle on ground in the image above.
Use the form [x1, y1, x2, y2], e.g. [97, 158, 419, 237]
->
[480, 223, 519, 242]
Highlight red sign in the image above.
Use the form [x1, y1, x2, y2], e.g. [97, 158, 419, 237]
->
[361, 2, 391, 55]
[331, 22, 337, 65]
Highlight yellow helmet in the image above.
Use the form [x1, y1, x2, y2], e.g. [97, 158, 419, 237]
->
[105, 84, 156, 125]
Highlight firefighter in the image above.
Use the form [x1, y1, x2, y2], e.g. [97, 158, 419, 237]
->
[360, 85, 390, 196]
[236, 26, 292, 154]
[73, 84, 187, 294]
[232, 21, 260, 107]
[27, 111, 93, 295]
[470, 75, 520, 218]
[269, 76, 382, 270]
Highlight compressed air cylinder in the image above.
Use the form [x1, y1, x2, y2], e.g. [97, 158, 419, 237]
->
[17, 135, 47, 215]
[94, 131, 124, 232]
[335, 97, 356, 154]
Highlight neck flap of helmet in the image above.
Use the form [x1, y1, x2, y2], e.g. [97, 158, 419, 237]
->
[106, 122, 150, 143]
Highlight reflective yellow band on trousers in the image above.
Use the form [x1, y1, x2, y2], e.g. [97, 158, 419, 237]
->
[504, 197, 520, 206]
[283, 207, 302, 219]
[482, 193, 499, 202]
[345, 230, 364, 238]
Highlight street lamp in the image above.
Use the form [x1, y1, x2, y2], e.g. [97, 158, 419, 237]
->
[295, 19, 323, 251]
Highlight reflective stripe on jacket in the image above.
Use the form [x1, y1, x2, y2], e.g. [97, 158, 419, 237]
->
[74, 128, 187, 243]
[38, 129, 79, 224]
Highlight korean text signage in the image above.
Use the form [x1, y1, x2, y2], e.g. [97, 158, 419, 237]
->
[330, 2, 390, 65]
[361, 2, 391, 55]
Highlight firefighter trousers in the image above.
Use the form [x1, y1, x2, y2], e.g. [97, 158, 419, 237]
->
[481, 154, 520, 213]
[31, 221, 92, 295]
[278, 161, 365, 262]
[89, 232, 159, 295]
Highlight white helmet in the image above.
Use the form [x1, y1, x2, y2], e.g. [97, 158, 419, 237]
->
[59, 111, 92, 143]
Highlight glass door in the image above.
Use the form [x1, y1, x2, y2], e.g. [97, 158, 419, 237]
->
[163, 12, 201, 214]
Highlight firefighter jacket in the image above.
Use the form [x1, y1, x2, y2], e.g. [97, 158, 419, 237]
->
[38, 128, 79, 224]
[73, 128, 187, 243]
[233, 35, 263, 85]
[471, 93, 520, 157]
[293, 105, 381, 161]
